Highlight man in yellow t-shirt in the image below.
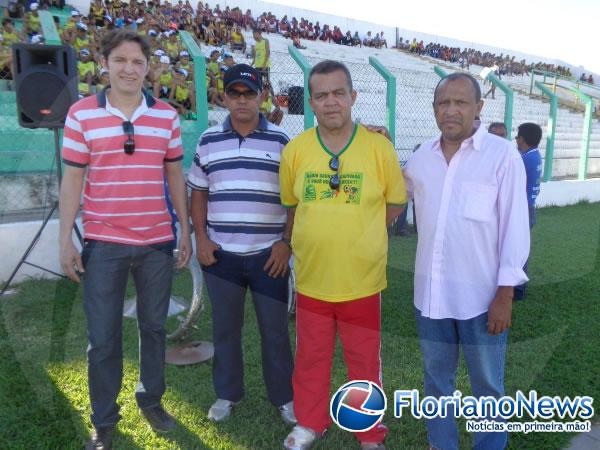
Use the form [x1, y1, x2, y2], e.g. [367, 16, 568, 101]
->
[251, 29, 270, 82]
[281, 60, 406, 450]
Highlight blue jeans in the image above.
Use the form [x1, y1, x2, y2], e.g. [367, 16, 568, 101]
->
[201, 248, 293, 407]
[415, 308, 508, 450]
[81, 239, 174, 427]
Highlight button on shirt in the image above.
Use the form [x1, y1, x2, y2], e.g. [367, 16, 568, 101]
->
[403, 126, 530, 320]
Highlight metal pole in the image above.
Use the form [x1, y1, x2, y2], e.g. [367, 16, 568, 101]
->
[369, 57, 396, 147]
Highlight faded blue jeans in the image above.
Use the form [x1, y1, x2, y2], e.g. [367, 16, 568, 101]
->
[81, 239, 174, 427]
[415, 308, 508, 450]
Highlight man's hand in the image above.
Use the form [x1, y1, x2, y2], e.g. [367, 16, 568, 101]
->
[176, 230, 192, 269]
[365, 125, 391, 141]
[60, 239, 84, 283]
[196, 234, 220, 266]
[263, 240, 291, 278]
[487, 286, 513, 335]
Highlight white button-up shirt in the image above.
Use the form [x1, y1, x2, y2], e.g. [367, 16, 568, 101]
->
[403, 126, 530, 320]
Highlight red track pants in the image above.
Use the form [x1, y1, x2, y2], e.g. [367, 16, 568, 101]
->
[293, 292, 388, 443]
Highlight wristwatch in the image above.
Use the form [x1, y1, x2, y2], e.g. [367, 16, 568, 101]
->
[280, 237, 292, 248]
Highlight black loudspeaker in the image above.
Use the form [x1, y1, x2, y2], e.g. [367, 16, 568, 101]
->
[288, 86, 304, 115]
[12, 44, 78, 129]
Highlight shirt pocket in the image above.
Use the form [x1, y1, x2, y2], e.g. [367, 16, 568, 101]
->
[462, 182, 497, 222]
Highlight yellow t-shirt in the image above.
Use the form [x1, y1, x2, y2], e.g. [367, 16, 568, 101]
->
[254, 39, 270, 68]
[279, 124, 407, 302]
[175, 84, 189, 102]
[78, 61, 96, 79]
[27, 14, 41, 33]
[74, 36, 91, 53]
[1, 31, 19, 46]
[231, 31, 243, 44]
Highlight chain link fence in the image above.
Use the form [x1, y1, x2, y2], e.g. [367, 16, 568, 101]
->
[3, 46, 600, 223]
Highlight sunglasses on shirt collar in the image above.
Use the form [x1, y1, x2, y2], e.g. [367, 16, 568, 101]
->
[122, 121, 135, 155]
[329, 155, 340, 191]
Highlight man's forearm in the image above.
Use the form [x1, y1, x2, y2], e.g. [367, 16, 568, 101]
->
[190, 189, 209, 239]
[282, 208, 295, 241]
[59, 166, 85, 244]
[386, 205, 405, 228]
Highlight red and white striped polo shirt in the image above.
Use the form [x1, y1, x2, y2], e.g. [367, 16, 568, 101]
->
[62, 88, 183, 245]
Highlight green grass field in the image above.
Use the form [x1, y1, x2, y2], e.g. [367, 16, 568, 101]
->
[1, 202, 598, 449]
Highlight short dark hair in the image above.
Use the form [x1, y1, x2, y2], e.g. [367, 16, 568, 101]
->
[434, 72, 481, 103]
[308, 60, 353, 96]
[517, 122, 542, 148]
[101, 30, 151, 62]
[488, 122, 507, 132]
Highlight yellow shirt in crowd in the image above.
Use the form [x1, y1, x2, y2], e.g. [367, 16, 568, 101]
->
[279, 124, 407, 302]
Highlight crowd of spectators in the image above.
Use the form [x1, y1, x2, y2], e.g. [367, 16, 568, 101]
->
[397, 36, 575, 79]
[0, 0, 596, 113]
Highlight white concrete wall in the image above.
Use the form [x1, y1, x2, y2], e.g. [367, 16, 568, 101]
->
[1, 180, 598, 286]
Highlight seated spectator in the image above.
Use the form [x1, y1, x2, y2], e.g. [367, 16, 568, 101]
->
[379, 31, 388, 48]
[291, 31, 306, 49]
[341, 30, 353, 46]
[1, 18, 23, 47]
[230, 25, 246, 52]
[0, 35, 13, 80]
[177, 50, 194, 76]
[24, 3, 41, 36]
[77, 48, 97, 97]
[169, 68, 196, 117]
[488, 122, 508, 139]
[588, 74, 594, 85]
[330, 26, 342, 44]
[153, 55, 173, 98]
[363, 31, 373, 47]
[352, 31, 362, 47]
[260, 80, 283, 125]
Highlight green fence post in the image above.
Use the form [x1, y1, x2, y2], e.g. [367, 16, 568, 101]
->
[529, 70, 535, 95]
[179, 31, 208, 132]
[535, 81, 558, 182]
[369, 56, 396, 147]
[569, 88, 593, 180]
[433, 65, 448, 79]
[288, 45, 314, 130]
[486, 72, 514, 139]
[39, 11, 61, 45]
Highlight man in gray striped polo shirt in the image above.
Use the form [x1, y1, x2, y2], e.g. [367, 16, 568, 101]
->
[187, 64, 296, 425]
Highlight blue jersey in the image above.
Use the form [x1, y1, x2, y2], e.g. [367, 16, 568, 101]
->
[522, 147, 542, 206]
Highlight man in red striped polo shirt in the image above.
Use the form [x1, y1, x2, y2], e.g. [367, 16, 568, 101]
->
[58, 30, 191, 450]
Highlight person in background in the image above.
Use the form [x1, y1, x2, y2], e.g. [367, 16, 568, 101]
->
[251, 28, 271, 83]
[488, 121, 508, 139]
[260, 80, 283, 125]
[514, 122, 543, 300]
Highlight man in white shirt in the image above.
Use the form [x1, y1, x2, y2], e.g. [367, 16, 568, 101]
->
[403, 72, 529, 450]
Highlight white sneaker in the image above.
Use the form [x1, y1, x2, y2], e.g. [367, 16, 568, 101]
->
[278, 401, 297, 425]
[283, 425, 319, 450]
[207, 399, 238, 422]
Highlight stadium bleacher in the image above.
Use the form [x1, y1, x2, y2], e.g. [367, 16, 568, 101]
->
[0, 1, 598, 222]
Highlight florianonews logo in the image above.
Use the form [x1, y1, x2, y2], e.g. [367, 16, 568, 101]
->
[330, 380, 387, 432]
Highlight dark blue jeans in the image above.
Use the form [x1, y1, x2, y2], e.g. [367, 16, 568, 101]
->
[201, 248, 293, 407]
[415, 308, 508, 450]
[81, 239, 174, 427]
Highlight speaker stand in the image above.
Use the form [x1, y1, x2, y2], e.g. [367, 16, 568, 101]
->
[1, 129, 82, 296]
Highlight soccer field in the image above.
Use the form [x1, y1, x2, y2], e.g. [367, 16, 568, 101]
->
[0, 202, 598, 449]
